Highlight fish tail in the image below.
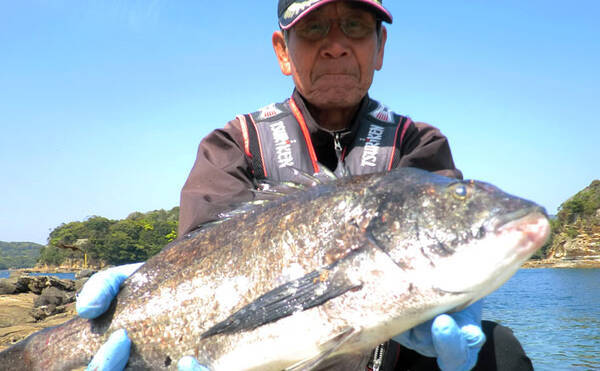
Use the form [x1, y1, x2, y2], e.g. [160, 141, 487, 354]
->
[0, 337, 32, 370]
[0, 317, 96, 370]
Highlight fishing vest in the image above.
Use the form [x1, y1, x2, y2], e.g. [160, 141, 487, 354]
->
[237, 96, 412, 182]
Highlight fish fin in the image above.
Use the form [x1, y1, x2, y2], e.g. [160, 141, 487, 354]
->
[217, 200, 271, 219]
[217, 168, 337, 220]
[253, 167, 337, 198]
[201, 254, 362, 339]
[276, 167, 337, 187]
[284, 327, 356, 371]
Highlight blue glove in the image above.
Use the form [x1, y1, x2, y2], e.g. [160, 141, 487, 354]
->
[86, 329, 130, 371]
[77, 263, 144, 319]
[85, 335, 207, 371]
[77, 263, 209, 371]
[392, 300, 486, 371]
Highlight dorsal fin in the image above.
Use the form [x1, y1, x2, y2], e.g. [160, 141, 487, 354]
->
[256, 167, 337, 196]
[218, 168, 337, 221]
[186, 169, 338, 235]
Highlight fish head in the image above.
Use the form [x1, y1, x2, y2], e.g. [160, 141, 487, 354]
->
[365, 168, 551, 307]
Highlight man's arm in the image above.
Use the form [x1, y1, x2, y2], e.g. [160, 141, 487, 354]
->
[396, 121, 463, 179]
[178, 119, 255, 236]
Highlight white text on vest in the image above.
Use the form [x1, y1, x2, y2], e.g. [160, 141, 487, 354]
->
[270, 121, 295, 168]
[360, 125, 385, 167]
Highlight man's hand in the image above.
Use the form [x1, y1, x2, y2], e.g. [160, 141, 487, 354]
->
[392, 300, 486, 371]
[86, 329, 130, 371]
[77, 263, 144, 319]
[77, 263, 209, 371]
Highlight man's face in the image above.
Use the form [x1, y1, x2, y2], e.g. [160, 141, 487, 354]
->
[273, 2, 387, 110]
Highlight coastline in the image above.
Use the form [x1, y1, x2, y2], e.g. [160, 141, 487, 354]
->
[522, 258, 600, 269]
[7, 266, 100, 274]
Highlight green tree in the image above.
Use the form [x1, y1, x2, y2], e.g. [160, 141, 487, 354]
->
[40, 207, 180, 267]
[1, 241, 45, 268]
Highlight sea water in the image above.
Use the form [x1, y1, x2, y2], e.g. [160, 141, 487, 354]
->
[0, 270, 76, 280]
[484, 268, 600, 370]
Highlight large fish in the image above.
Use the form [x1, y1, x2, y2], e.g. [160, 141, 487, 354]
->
[0, 168, 549, 370]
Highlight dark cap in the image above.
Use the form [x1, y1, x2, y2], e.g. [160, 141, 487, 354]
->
[278, 0, 393, 30]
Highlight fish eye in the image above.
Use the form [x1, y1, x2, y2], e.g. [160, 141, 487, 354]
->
[450, 183, 468, 200]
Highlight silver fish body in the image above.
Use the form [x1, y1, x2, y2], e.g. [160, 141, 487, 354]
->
[0, 168, 550, 370]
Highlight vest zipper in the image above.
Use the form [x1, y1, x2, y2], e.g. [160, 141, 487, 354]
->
[333, 132, 343, 157]
[333, 131, 349, 176]
[368, 342, 386, 371]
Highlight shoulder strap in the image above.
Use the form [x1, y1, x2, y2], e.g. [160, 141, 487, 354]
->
[343, 100, 412, 175]
[388, 116, 412, 170]
[238, 100, 320, 181]
[288, 97, 320, 174]
[238, 114, 268, 179]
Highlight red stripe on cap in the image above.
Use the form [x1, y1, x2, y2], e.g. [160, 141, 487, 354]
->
[280, 0, 393, 30]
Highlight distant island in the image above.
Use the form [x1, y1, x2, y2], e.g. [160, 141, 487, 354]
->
[0, 242, 44, 269]
[525, 179, 600, 268]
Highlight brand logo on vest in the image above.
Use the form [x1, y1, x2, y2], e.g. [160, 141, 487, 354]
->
[270, 121, 295, 168]
[258, 103, 283, 120]
[360, 124, 385, 167]
[369, 103, 395, 124]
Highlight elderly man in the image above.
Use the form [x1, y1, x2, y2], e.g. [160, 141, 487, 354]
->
[79, 1, 533, 370]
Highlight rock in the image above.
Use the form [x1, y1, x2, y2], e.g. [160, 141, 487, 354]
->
[33, 286, 74, 308]
[548, 227, 600, 260]
[0, 294, 76, 351]
[546, 179, 600, 262]
[0, 278, 19, 295]
[8, 270, 21, 279]
[75, 277, 89, 293]
[0, 272, 89, 351]
[0, 293, 37, 328]
[75, 269, 96, 280]
[16, 276, 75, 295]
[30, 304, 67, 321]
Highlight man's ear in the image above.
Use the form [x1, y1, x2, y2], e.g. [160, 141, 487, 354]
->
[272, 31, 292, 76]
[375, 25, 387, 71]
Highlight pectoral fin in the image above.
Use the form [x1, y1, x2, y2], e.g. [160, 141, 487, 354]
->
[201, 253, 363, 339]
[284, 327, 356, 371]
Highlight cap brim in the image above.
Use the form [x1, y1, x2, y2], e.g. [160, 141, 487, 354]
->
[280, 0, 393, 30]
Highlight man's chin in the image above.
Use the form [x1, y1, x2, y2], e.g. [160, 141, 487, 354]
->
[305, 89, 365, 110]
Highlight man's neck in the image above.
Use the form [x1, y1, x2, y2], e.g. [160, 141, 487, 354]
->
[305, 102, 360, 132]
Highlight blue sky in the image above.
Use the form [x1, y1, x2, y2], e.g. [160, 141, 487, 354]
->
[1, 1, 598, 244]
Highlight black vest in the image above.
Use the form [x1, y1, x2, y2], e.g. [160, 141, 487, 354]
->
[238, 96, 412, 182]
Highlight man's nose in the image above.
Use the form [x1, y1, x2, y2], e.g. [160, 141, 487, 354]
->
[320, 23, 350, 59]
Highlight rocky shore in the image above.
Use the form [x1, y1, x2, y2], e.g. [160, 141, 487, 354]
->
[522, 258, 600, 269]
[0, 269, 95, 352]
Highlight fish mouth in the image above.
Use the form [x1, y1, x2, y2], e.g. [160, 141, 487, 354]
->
[432, 206, 550, 308]
[485, 205, 548, 233]
[479, 205, 550, 264]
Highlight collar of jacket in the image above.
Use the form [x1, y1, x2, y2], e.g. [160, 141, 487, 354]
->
[291, 89, 372, 147]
